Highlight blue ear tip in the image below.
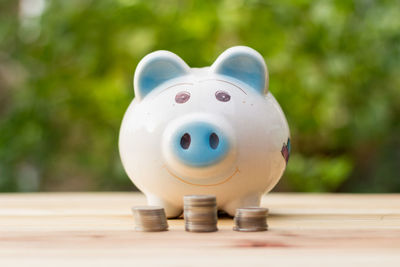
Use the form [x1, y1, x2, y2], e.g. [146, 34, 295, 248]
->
[212, 47, 268, 94]
[134, 51, 189, 99]
[138, 58, 187, 97]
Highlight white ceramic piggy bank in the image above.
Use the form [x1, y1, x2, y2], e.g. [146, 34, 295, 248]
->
[119, 46, 290, 217]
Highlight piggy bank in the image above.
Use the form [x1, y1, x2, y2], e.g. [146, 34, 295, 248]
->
[119, 46, 290, 217]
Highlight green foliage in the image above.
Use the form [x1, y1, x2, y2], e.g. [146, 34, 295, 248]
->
[0, 0, 399, 192]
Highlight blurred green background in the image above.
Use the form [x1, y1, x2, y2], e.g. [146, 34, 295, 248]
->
[0, 0, 399, 193]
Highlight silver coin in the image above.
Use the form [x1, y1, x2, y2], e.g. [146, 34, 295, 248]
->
[233, 207, 269, 232]
[131, 206, 168, 232]
[184, 195, 218, 232]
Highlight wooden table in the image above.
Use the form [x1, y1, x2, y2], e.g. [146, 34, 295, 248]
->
[0, 193, 399, 266]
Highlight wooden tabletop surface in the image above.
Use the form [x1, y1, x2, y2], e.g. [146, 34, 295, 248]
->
[0, 192, 399, 266]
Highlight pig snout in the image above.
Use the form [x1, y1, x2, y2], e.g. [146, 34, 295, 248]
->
[170, 121, 230, 167]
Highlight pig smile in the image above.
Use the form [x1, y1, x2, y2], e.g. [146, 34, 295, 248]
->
[163, 165, 240, 187]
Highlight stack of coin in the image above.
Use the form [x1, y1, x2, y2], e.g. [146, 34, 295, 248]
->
[233, 207, 269, 232]
[131, 206, 168, 232]
[183, 195, 218, 232]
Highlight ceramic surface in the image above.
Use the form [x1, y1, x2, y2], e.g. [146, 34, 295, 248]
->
[119, 46, 290, 217]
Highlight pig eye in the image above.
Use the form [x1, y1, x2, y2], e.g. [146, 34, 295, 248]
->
[175, 91, 190, 104]
[215, 90, 231, 102]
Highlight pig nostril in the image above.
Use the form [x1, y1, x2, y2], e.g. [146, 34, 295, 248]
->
[209, 132, 219, 149]
[180, 133, 191, 149]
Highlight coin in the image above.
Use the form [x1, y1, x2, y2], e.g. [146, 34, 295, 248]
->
[233, 207, 269, 232]
[183, 195, 218, 232]
[131, 206, 168, 232]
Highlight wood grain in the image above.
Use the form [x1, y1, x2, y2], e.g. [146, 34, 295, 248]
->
[0, 193, 399, 266]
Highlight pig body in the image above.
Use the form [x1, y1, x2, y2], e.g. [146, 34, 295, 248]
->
[119, 46, 290, 217]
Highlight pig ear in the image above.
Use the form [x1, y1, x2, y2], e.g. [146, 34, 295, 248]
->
[211, 46, 268, 94]
[134, 51, 190, 100]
